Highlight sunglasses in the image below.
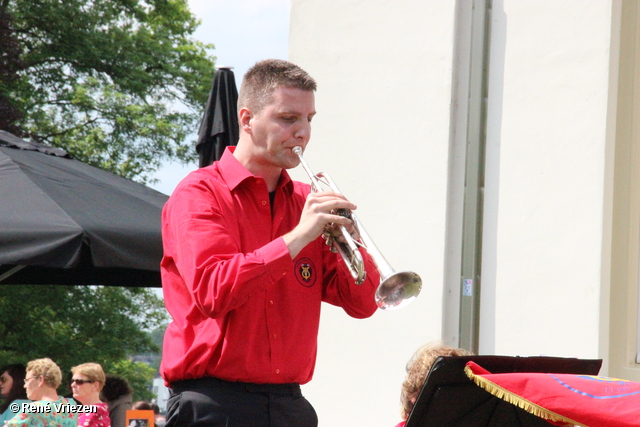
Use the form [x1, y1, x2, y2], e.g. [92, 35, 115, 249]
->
[71, 379, 95, 385]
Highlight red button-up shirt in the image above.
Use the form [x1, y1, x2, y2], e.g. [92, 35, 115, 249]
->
[160, 148, 379, 386]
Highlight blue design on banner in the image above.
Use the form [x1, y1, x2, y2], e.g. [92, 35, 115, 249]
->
[550, 374, 640, 399]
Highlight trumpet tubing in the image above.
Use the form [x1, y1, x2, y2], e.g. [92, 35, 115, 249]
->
[292, 146, 422, 310]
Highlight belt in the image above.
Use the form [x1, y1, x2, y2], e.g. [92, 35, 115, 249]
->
[170, 376, 302, 397]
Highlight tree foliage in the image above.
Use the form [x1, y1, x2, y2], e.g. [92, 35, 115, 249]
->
[107, 358, 158, 402]
[0, 7, 24, 134]
[0, 0, 216, 183]
[0, 0, 202, 401]
[0, 285, 168, 399]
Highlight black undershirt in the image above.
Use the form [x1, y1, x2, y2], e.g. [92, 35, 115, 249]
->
[269, 191, 276, 216]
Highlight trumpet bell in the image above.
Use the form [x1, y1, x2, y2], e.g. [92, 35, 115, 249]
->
[293, 145, 422, 310]
[375, 271, 422, 310]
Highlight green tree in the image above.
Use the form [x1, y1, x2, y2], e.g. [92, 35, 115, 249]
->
[0, 0, 215, 183]
[107, 358, 157, 402]
[144, 325, 167, 372]
[0, 285, 168, 397]
[0, 7, 24, 134]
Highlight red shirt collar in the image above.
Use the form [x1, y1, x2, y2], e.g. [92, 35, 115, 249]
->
[218, 146, 293, 194]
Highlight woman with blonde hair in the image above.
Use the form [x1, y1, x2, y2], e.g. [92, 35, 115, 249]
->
[395, 342, 471, 427]
[6, 358, 77, 427]
[71, 362, 111, 427]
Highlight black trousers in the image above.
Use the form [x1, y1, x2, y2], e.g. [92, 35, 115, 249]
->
[165, 377, 318, 427]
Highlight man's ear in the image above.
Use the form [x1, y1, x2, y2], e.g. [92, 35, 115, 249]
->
[239, 107, 252, 133]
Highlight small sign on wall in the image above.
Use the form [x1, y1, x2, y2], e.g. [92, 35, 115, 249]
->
[463, 279, 473, 296]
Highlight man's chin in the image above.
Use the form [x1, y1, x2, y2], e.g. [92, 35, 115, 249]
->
[281, 155, 301, 170]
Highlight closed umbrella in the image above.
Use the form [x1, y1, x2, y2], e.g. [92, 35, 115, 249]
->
[196, 66, 239, 167]
[0, 130, 168, 287]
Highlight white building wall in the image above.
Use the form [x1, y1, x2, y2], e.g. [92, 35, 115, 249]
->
[289, 0, 617, 426]
[481, 0, 614, 358]
[289, 1, 456, 426]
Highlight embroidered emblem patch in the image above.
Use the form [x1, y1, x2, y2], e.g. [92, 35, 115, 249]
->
[295, 257, 316, 288]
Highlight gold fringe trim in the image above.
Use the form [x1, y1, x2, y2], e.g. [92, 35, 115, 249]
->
[464, 365, 588, 427]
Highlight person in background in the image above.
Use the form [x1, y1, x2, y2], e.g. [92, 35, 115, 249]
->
[130, 401, 155, 427]
[160, 58, 381, 427]
[71, 363, 110, 427]
[5, 358, 77, 427]
[395, 342, 472, 427]
[150, 402, 165, 427]
[63, 372, 74, 399]
[0, 364, 30, 424]
[101, 374, 133, 427]
[131, 401, 152, 411]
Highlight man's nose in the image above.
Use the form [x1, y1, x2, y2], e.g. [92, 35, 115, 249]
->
[295, 120, 311, 141]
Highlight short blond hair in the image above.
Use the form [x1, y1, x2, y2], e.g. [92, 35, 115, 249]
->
[71, 363, 106, 391]
[26, 358, 62, 389]
[238, 59, 316, 114]
[400, 342, 471, 420]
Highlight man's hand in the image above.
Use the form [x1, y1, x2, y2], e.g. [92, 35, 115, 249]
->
[283, 191, 357, 258]
[322, 211, 361, 251]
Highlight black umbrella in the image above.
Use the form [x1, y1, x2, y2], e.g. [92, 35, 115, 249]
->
[196, 66, 239, 167]
[406, 355, 602, 427]
[0, 130, 168, 287]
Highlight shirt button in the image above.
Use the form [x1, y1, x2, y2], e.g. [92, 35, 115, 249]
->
[269, 300, 274, 305]
[275, 369, 280, 374]
[272, 334, 278, 339]
[282, 271, 287, 276]
[262, 200, 267, 205]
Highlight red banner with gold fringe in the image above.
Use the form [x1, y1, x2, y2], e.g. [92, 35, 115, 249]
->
[464, 361, 640, 427]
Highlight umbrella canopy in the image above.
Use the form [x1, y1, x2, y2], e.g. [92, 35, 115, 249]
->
[0, 130, 168, 287]
[196, 66, 239, 167]
[406, 355, 602, 427]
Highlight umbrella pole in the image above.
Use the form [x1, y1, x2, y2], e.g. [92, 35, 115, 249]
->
[0, 265, 26, 283]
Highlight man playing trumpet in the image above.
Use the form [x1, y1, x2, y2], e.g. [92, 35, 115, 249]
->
[160, 59, 380, 427]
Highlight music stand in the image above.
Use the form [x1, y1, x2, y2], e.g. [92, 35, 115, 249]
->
[405, 355, 602, 427]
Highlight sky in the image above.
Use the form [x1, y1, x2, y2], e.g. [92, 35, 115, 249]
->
[148, 0, 291, 195]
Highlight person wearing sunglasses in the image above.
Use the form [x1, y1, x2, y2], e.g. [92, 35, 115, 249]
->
[0, 364, 30, 424]
[71, 363, 111, 427]
[5, 358, 77, 427]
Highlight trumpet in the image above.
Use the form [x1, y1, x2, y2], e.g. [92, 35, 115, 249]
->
[293, 146, 422, 310]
